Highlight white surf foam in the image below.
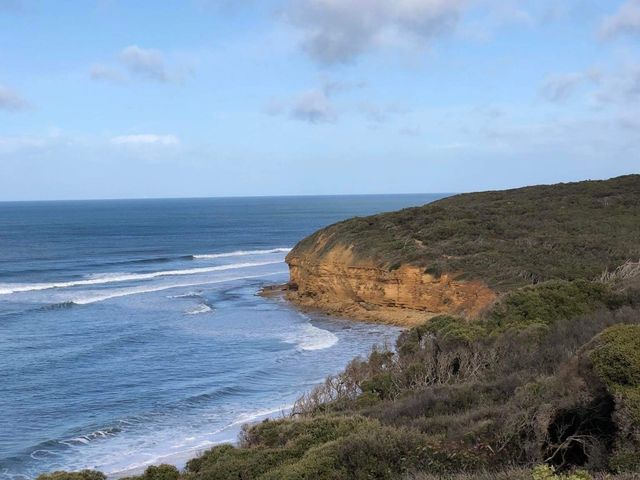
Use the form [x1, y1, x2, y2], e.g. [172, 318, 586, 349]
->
[185, 304, 213, 315]
[284, 323, 338, 351]
[0, 261, 281, 295]
[167, 292, 201, 299]
[192, 248, 291, 260]
[104, 404, 295, 478]
[228, 404, 294, 427]
[70, 271, 288, 305]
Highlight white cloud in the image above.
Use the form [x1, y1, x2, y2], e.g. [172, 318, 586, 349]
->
[358, 101, 408, 123]
[536, 62, 640, 110]
[601, 0, 640, 38]
[267, 78, 361, 124]
[90, 45, 189, 84]
[290, 89, 336, 123]
[285, 0, 467, 65]
[89, 64, 128, 84]
[539, 73, 585, 102]
[593, 64, 640, 105]
[119, 45, 169, 82]
[111, 134, 181, 146]
[0, 84, 28, 111]
[266, 78, 408, 125]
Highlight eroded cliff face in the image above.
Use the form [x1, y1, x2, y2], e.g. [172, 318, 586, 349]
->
[285, 240, 497, 327]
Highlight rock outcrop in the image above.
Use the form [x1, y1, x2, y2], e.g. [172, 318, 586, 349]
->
[285, 242, 497, 326]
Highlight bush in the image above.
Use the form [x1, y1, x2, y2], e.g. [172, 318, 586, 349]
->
[589, 325, 640, 390]
[37, 471, 106, 480]
[531, 465, 593, 480]
[259, 425, 472, 480]
[486, 280, 614, 330]
[141, 465, 179, 480]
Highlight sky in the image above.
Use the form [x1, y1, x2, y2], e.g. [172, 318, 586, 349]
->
[0, 0, 639, 201]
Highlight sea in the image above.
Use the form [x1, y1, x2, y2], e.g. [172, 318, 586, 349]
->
[0, 194, 445, 479]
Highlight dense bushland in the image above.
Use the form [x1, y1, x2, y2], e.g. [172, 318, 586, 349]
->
[290, 175, 640, 290]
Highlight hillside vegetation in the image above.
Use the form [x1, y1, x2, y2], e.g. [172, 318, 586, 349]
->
[42, 177, 640, 479]
[291, 175, 640, 290]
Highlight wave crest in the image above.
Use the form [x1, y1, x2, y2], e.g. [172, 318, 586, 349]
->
[192, 248, 291, 260]
[0, 261, 281, 295]
[284, 323, 338, 351]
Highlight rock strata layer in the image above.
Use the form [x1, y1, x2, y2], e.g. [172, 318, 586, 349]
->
[285, 243, 497, 326]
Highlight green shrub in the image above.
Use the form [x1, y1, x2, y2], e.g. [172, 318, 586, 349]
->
[590, 325, 640, 390]
[260, 425, 469, 480]
[486, 280, 613, 330]
[361, 372, 397, 399]
[531, 465, 593, 480]
[141, 465, 179, 480]
[37, 471, 106, 480]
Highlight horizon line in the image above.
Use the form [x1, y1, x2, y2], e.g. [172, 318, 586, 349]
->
[0, 192, 455, 204]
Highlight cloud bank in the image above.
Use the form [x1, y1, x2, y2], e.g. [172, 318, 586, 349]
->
[285, 0, 467, 65]
[601, 0, 640, 38]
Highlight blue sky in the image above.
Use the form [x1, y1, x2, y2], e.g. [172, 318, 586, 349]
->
[0, 0, 639, 200]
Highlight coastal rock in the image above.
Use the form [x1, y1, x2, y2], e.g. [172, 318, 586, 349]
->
[286, 242, 497, 326]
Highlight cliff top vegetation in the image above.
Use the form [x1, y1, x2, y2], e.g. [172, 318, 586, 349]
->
[289, 175, 640, 290]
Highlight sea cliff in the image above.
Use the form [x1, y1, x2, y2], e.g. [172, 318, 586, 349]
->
[285, 175, 640, 326]
[286, 243, 496, 326]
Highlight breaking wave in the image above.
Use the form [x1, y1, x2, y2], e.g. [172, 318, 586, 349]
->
[0, 261, 282, 295]
[185, 304, 213, 315]
[192, 248, 291, 260]
[70, 271, 288, 305]
[283, 322, 339, 351]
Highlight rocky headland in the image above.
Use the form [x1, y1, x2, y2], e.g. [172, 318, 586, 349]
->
[284, 175, 640, 326]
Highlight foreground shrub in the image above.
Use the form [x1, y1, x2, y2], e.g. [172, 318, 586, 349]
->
[531, 464, 592, 480]
[586, 325, 640, 472]
[486, 280, 616, 331]
[258, 424, 477, 480]
[37, 472, 105, 480]
[141, 465, 179, 480]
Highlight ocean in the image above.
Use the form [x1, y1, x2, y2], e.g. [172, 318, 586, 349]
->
[0, 194, 445, 479]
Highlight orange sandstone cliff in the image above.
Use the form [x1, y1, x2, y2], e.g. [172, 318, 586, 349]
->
[285, 238, 497, 327]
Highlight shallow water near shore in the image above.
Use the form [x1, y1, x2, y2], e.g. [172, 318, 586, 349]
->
[0, 195, 443, 479]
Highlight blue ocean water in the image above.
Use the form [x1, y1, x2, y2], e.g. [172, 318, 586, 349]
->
[0, 195, 445, 479]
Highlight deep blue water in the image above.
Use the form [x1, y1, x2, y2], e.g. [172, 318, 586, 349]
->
[0, 195, 445, 478]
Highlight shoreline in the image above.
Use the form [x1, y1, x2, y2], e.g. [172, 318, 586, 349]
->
[107, 406, 293, 478]
[105, 287, 402, 479]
